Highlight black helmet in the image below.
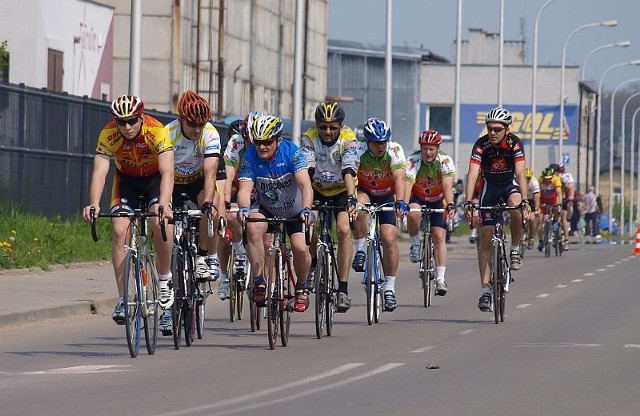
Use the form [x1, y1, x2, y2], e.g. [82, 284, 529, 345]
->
[315, 101, 345, 124]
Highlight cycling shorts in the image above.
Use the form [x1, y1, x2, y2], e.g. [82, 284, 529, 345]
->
[313, 190, 348, 221]
[110, 171, 162, 213]
[478, 181, 520, 227]
[362, 194, 396, 226]
[409, 197, 447, 230]
[173, 177, 204, 208]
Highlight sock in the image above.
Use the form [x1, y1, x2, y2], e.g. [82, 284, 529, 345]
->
[436, 266, 446, 282]
[354, 238, 366, 253]
[233, 240, 245, 254]
[338, 281, 348, 295]
[384, 276, 396, 292]
[159, 272, 172, 281]
[219, 272, 228, 282]
[510, 245, 518, 253]
[481, 286, 491, 295]
[410, 234, 420, 246]
[197, 247, 208, 257]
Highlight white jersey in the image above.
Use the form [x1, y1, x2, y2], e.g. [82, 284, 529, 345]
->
[527, 177, 540, 200]
[166, 119, 221, 184]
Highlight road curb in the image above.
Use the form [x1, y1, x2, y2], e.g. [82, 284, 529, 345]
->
[0, 297, 118, 328]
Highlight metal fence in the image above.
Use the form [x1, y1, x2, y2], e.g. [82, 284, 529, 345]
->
[0, 83, 176, 218]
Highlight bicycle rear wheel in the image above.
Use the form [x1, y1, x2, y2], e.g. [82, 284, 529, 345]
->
[171, 246, 185, 350]
[228, 245, 237, 322]
[544, 221, 552, 257]
[314, 248, 328, 339]
[266, 251, 280, 349]
[373, 244, 383, 324]
[554, 226, 562, 257]
[365, 243, 375, 325]
[280, 262, 293, 347]
[492, 242, 502, 324]
[325, 253, 336, 337]
[183, 254, 197, 346]
[196, 286, 206, 339]
[142, 256, 159, 355]
[123, 252, 141, 358]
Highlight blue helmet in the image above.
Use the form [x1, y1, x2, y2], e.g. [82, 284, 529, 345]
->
[363, 118, 391, 142]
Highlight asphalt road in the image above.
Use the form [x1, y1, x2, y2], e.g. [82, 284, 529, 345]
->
[1, 241, 639, 416]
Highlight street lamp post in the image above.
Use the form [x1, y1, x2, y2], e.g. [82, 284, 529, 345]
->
[595, 60, 640, 197]
[620, 90, 640, 236]
[581, 41, 632, 81]
[608, 78, 640, 235]
[633, 107, 640, 229]
[559, 20, 618, 165]
[531, 0, 558, 174]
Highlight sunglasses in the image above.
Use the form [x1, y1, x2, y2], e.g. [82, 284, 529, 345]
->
[255, 139, 276, 147]
[186, 120, 206, 128]
[116, 117, 140, 127]
[487, 126, 506, 134]
[317, 124, 340, 132]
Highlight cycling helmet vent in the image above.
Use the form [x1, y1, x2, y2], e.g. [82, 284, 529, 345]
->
[177, 90, 211, 125]
[363, 118, 391, 142]
[315, 101, 345, 123]
[111, 95, 144, 119]
[485, 107, 512, 126]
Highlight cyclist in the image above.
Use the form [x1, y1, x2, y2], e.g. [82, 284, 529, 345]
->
[351, 117, 407, 312]
[236, 114, 315, 313]
[537, 166, 563, 250]
[300, 101, 359, 312]
[553, 163, 575, 250]
[468, 176, 483, 244]
[405, 129, 455, 296]
[524, 167, 541, 250]
[218, 111, 262, 299]
[463, 107, 528, 312]
[82, 94, 175, 324]
[161, 90, 221, 333]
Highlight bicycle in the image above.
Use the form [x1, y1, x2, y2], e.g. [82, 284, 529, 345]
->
[220, 209, 251, 323]
[469, 201, 524, 324]
[540, 204, 562, 258]
[90, 201, 167, 358]
[170, 199, 214, 349]
[241, 215, 310, 349]
[312, 201, 341, 339]
[354, 202, 395, 325]
[408, 206, 448, 308]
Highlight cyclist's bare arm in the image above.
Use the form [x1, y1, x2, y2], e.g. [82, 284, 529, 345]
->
[236, 179, 253, 210]
[202, 154, 219, 204]
[83, 154, 111, 222]
[158, 150, 175, 218]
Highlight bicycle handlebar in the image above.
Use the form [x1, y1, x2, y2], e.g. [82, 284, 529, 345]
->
[89, 206, 167, 242]
[241, 215, 312, 246]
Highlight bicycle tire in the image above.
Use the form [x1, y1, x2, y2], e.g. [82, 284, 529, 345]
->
[228, 245, 237, 322]
[183, 253, 196, 346]
[142, 256, 159, 355]
[544, 220, 552, 258]
[123, 252, 141, 358]
[280, 256, 293, 347]
[365, 243, 375, 325]
[554, 226, 562, 257]
[248, 275, 261, 332]
[499, 248, 508, 322]
[314, 248, 328, 339]
[325, 251, 336, 337]
[171, 245, 185, 350]
[237, 258, 250, 321]
[266, 250, 280, 349]
[424, 235, 435, 307]
[373, 244, 384, 324]
[196, 288, 206, 339]
[492, 242, 502, 325]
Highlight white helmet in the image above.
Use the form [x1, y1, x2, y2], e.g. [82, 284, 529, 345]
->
[485, 107, 512, 126]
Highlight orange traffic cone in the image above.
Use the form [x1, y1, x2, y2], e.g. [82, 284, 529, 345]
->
[634, 227, 640, 255]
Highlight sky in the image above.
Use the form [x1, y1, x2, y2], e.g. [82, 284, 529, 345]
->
[328, 0, 640, 91]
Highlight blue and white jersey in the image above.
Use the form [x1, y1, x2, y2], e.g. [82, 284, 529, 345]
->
[238, 139, 308, 218]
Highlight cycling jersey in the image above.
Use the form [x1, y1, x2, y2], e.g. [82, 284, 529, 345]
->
[238, 139, 308, 218]
[300, 126, 359, 197]
[224, 133, 251, 201]
[166, 119, 221, 184]
[470, 133, 525, 185]
[559, 172, 575, 198]
[406, 150, 455, 203]
[527, 177, 540, 199]
[95, 114, 172, 177]
[357, 141, 406, 198]
[538, 175, 562, 205]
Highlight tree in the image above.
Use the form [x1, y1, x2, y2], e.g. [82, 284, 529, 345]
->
[0, 40, 9, 82]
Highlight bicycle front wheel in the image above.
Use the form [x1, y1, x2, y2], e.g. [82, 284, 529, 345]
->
[544, 221, 552, 257]
[325, 252, 337, 337]
[171, 245, 185, 350]
[123, 252, 141, 358]
[142, 255, 159, 355]
[373, 244, 384, 324]
[422, 236, 435, 307]
[266, 251, 280, 349]
[365, 243, 375, 326]
[183, 253, 197, 346]
[228, 245, 237, 322]
[499, 247, 508, 322]
[314, 248, 328, 339]
[492, 242, 502, 324]
[280, 260, 293, 347]
[196, 286, 206, 339]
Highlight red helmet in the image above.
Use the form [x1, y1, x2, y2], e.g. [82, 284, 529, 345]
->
[418, 129, 442, 145]
[177, 90, 211, 125]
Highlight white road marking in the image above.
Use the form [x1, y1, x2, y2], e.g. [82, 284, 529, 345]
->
[607, 264, 615, 268]
[20, 365, 132, 375]
[516, 304, 530, 309]
[583, 272, 594, 276]
[624, 344, 640, 349]
[157, 363, 366, 416]
[536, 293, 550, 298]
[555, 284, 568, 288]
[410, 346, 435, 353]
[597, 268, 607, 272]
[158, 363, 404, 416]
[459, 329, 476, 336]
[571, 279, 583, 283]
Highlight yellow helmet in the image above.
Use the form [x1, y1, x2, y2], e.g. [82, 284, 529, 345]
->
[525, 167, 533, 179]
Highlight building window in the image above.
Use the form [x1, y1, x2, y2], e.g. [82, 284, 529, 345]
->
[47, 49, 63, 92]
[429, 106, 452, 137]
